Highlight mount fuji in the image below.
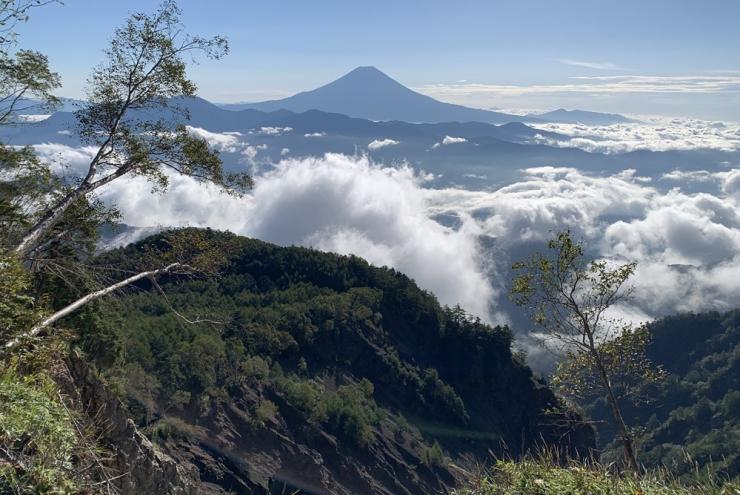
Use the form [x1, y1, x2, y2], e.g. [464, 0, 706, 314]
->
[220, 66, 538, 124]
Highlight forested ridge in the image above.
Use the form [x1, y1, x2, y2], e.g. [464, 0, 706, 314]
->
[72, 229, 740, 493]
[71, 228, 592, 493]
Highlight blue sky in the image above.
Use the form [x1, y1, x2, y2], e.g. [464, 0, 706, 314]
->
[20, 0, 740, 120]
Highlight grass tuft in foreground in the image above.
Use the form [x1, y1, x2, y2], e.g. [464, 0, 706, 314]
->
[453, 457, 740, 495]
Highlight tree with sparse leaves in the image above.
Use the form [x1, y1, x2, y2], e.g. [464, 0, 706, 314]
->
[552, 326, 666, 411]
[12, 0, 250, 259]
[0, 2, 251, 491]
[0, 0, 67, 274]
[511, 230, 665, 472]
[0, 1, 254, 350]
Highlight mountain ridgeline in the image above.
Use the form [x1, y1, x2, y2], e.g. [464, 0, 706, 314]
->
[80, 229, 594, 494]
[526, 108, 638, 125]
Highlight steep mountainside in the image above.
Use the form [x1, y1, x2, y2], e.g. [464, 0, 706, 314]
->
[79, 229, 594, 494]
[584, 310, 740, 478]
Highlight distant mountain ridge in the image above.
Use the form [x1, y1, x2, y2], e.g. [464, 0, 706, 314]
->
[9, 97, 84, 115]
[1, 96, 565, 145]
[527, 108, 637, 125]
[4, 95, 727, 190]
[219, 66, 541, 124]
[12, 67, 636, 127]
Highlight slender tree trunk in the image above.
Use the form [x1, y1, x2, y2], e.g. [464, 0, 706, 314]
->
[12, 110, 125, 258]
[3, 263, 182, 350]
[13, 183, 92, 258]
[594, 353, 639, 472]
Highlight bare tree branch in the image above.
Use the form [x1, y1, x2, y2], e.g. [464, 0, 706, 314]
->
[148, 274, 225, 325]
[4, 262, 185, 350]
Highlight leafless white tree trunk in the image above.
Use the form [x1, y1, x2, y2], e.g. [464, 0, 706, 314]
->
[4, 262, 182, 350]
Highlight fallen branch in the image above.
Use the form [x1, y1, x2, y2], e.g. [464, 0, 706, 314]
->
[4, 262, 184, 350]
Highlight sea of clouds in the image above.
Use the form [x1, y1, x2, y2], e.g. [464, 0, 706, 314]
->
[27, 121, 740, 359]
[532, 117, 740, 153]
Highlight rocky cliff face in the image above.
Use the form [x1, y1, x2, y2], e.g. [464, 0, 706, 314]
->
[60, 350, 461, 494]
[153, 383, 592, 495]
[157, 385, 458, 494]
[54, 339, 590, 495]
[61, 352, 200, 494]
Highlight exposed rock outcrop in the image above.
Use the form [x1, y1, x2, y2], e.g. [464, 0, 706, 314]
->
[60, 351, 200, 494]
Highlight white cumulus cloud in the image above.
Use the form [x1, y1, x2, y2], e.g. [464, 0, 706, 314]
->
[442, 136, 468, 145]
[186, 126, 243, 152]
[432, 136, 468, 149]
[97, 154, 495, 319]
[30, 143, 98, 175]
[17, 114, 51, 123]
[254, 126, 293, 136]
[368, 138, 400, 150]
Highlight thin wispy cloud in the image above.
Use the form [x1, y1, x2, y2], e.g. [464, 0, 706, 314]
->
[415, 74, 740, 98]
[706, 69, 740, 75]
[559, 59, 622, 70]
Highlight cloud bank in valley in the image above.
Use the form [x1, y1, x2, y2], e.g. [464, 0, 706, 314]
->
[81, 151, 740, 330]
[97, 154, 495, 319]
[427, 166, 740, 319]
